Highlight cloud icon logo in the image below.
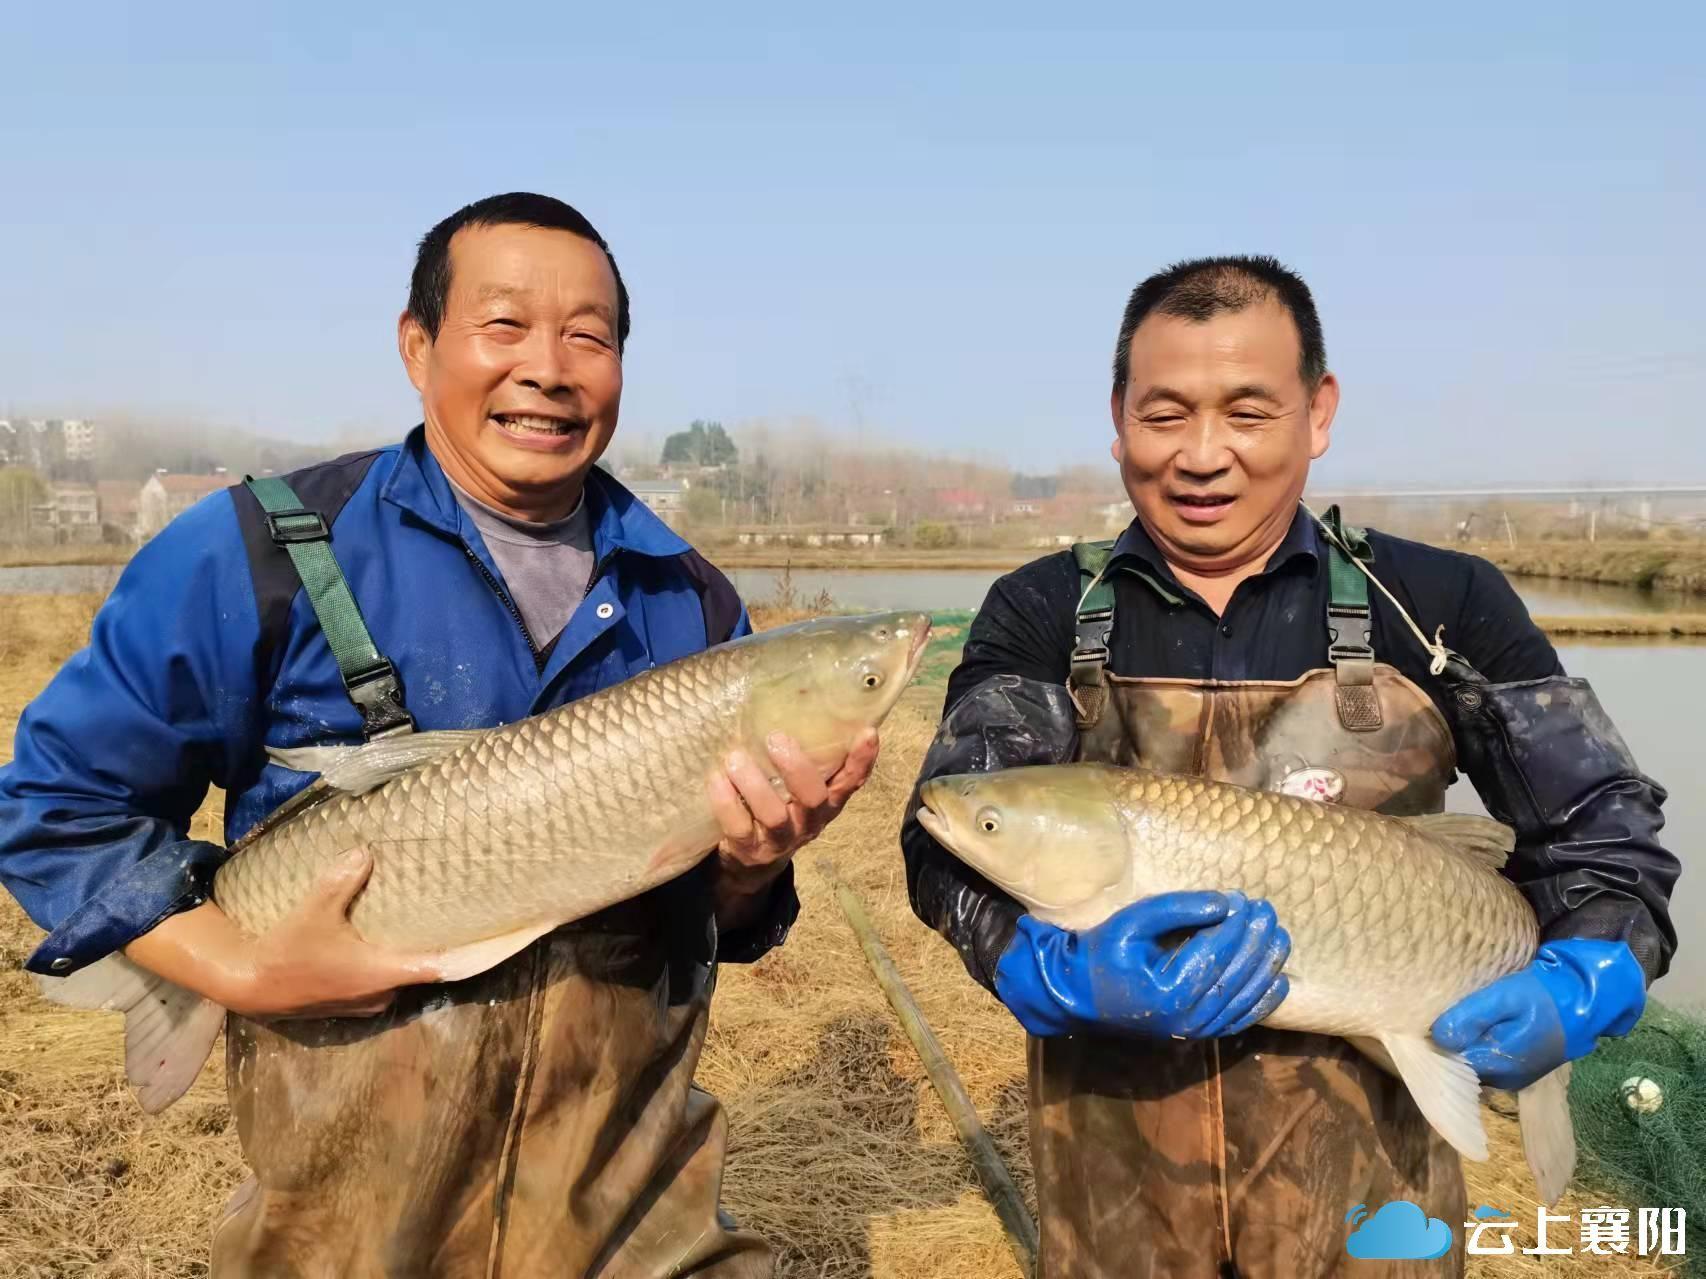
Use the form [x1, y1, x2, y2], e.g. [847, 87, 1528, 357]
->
[1344, 1200, 1454, 1260]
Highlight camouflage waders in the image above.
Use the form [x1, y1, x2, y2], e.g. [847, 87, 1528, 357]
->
[1032, 520, 1468, 1278]
[210, 882, 770, 1278]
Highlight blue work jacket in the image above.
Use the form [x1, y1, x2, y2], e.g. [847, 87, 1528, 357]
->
[0, 426, 794, 976]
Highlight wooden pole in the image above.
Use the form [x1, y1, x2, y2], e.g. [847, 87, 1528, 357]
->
[819, 861, 1039, 1277]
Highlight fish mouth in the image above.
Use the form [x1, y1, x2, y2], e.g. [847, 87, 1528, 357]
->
[916, 777, 960, 848]
[916, 799, 949, 845]
[902, 614, 932, 681]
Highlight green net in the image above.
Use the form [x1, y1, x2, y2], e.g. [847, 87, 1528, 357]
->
[1570, 999, 1706, 1273]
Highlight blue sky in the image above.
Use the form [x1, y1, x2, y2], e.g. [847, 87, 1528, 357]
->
[0, 2, 1700, 482]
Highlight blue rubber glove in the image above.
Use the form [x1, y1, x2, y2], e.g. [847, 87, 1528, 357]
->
[992, 890, 1291, 1039]
[1430, 939, 1647, 1091]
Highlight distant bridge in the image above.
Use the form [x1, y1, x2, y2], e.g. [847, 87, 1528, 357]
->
[1305, 485, 1706, 500]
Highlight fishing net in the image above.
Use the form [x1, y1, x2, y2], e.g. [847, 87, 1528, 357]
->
[1569, 999, 1706, 1273]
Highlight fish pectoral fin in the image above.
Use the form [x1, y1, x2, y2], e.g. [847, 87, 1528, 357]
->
[430, 921, 560, 984]
[267, 730, 486, 795]
[1398, 813, 1515, 870]
[1379, 1031, 1489, 1162]
[1518, 1065, 1577, 1206]
[35, 953, 224, 1114]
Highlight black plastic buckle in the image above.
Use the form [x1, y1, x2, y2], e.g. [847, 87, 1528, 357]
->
[1327, 603, 1373, 658]
[266, 508, 329, 546]
[1075, 607, 1114, 658]
[346, 659, 416, 739]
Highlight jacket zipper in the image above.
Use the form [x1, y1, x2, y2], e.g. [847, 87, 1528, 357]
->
[462, 544, 544, 673]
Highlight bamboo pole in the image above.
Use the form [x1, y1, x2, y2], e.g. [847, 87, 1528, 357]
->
[819, 860, 1039, 1277]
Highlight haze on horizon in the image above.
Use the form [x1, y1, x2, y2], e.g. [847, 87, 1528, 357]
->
[0, 4, 1701, 487]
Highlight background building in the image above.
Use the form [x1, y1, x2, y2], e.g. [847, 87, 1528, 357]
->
[137, 469, 231, 540]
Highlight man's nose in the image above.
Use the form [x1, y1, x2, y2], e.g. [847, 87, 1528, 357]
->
[1175, 418, 1234, 476]
[512, 329, 576, 394]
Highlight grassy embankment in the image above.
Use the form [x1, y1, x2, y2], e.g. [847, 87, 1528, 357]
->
[0, 544, 132, 569]
[1475, 540, 1706, 596]
[680, 537, 1706, 599]
[0, 593, 1677, 1277]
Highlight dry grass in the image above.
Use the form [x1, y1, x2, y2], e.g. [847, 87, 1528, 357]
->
[1533, 614, 1706, 638]
[0, 545, 133, 570]
[1480, 540, 1706, 596]
[0, 596, 1676, 1277]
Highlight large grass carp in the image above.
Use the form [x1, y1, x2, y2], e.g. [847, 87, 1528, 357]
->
[39, 611, 931, 1113]
[916, 761, 1576, 1203]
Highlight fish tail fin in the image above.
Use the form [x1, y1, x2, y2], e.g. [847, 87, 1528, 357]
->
[35, 953, 225, 1114]
[1518, 1065, 1577, 1206]
[1379, 1031, 1490, 1162]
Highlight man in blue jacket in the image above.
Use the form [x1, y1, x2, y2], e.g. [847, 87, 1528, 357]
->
[0, 192, 874, 1277]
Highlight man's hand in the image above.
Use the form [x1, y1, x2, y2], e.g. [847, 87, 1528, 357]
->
[124, 846, 447, 1020]
[993, 890, 1291, 1039]
[708, 728, 880, 927]
[1431, 938, 1646, 1091]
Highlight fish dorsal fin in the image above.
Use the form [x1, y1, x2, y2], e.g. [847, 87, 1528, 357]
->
[227, 776, 341, 851]
[229, 730, 489, 853]
[1400, 812, 1515, 870]
[266, 730, 486, 796]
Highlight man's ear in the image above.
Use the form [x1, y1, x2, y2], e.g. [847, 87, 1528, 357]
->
[1110, 385, 1126, 463]
[1308, 372, 1340, 461]
[398, 311, 431, 394]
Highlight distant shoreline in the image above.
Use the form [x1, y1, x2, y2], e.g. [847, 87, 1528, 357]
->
[711, 539, 1706, 599]
[0, 546, 132, 569]
[5, 538, 1704, 599]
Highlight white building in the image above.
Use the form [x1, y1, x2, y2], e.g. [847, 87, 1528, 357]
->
[138, 470, 231, 540]
[60, 419, 98, 461]
[28, 482, 102, 543]
[627, 479, 685, 515]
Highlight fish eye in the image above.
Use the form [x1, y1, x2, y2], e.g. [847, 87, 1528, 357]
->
[874, 626, 891, 641]
[862, 670, 883, 689]
[975, 806, 1002, 835]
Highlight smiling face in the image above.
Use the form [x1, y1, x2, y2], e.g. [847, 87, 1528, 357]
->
[1110, 298, 1339, 575]
[400, 222, 624, 521]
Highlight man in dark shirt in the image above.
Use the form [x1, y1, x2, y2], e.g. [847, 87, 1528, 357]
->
[900, 255, 1677, 1279]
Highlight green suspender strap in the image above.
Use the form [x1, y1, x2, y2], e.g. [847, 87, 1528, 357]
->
[1317, 504, 1382, 733]
[243, 475, 417, 740]
[1068, 540, 1117, 729]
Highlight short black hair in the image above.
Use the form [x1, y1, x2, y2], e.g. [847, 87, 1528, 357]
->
[1111, 254, 1324, 395]
[407, 192, 631, 352]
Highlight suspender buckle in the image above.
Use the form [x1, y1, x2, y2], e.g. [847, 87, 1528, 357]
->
[265, 508, 330, 545]
[1326, 603, 1374, 662]
[346, 659, 416, 739]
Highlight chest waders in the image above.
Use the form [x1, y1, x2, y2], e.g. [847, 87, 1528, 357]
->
[211, 478, 771, 1279]
[1037, 507, 1466, 1279]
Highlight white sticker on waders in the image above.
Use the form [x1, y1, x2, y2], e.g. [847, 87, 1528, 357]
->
[1277, 766, 1346, 804]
